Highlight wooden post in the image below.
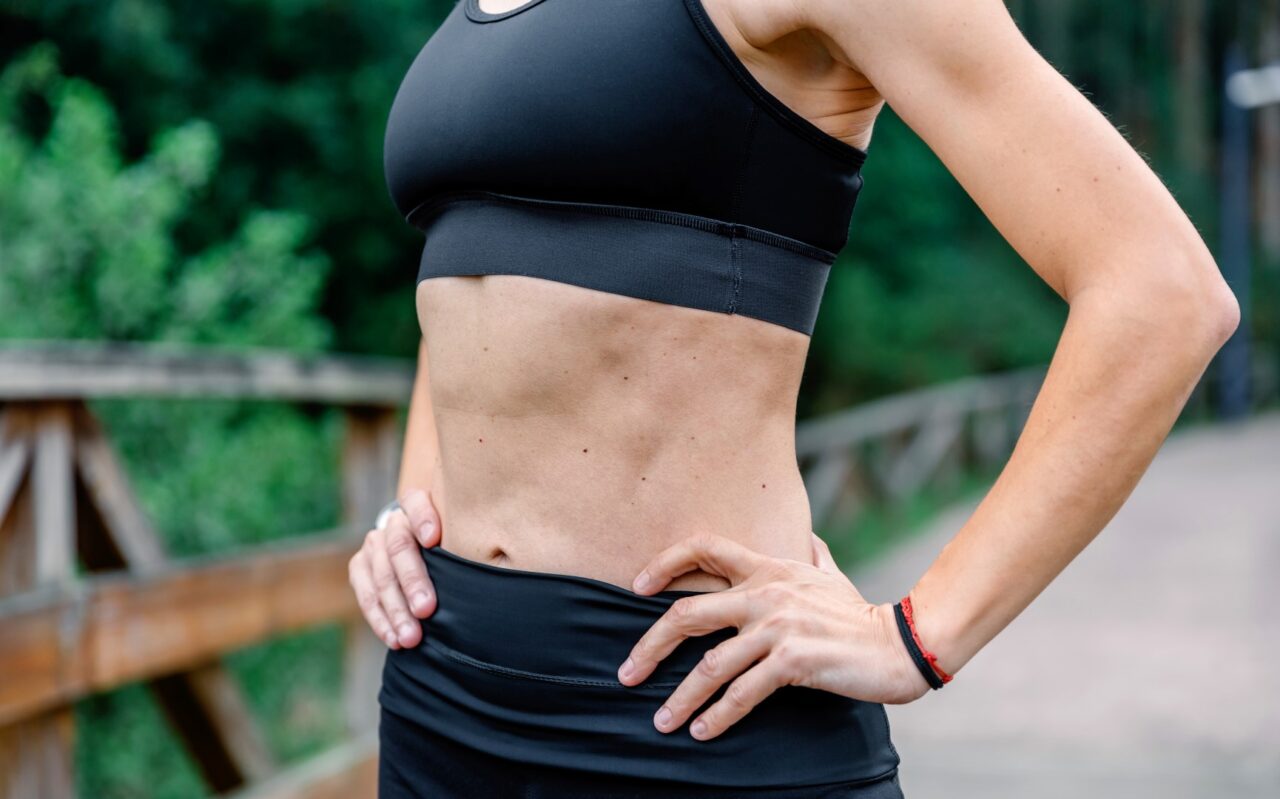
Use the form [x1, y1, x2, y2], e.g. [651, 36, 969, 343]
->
[0, 403, 78, 799]
[340, 407, 402, 737]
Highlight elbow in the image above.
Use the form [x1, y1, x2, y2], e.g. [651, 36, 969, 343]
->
[1205, 280, 1242, 346]
[1157, 254, 1242, 359]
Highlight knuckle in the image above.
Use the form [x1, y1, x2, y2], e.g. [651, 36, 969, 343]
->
[401, 575, 427, 595]
[698, 647, 722, 678]
[725, 679, 751, 711]
[373, 569, 399, 591]
[757, 582, 794, 605]
[772, 640, 801, 676]
[689, 531, 720, 551]
[385, 527, 417, 557]
[771, 560, 802, 580]
[671, 597, 697, 622]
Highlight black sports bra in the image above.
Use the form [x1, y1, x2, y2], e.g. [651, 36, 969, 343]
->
[383, 0, 868, 336]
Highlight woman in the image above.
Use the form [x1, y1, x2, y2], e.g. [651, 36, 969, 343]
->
[349, 0, 1240, 795]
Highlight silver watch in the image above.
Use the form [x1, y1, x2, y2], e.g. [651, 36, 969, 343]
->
[374, 498, 402, 531]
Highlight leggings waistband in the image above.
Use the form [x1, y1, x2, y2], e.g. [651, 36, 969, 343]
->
[378, 544, 901, 789]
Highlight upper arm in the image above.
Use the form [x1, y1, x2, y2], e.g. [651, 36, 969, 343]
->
[397, 336, 441, 497]
[804, 0, 1230, 311]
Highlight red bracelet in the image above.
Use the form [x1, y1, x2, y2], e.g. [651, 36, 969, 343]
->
[900, 594, 954, 684]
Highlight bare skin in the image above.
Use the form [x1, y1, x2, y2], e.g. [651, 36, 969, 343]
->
[348, 0, 1240, 741]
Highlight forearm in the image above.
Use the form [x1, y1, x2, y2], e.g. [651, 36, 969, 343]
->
[909, 276, 1238, 676]
[396, 337, 443, 497]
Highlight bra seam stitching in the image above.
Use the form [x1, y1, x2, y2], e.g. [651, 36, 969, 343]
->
[726, 105, 759, 316]
[680, 0, 868, 168]
[406, 190, 838, 263]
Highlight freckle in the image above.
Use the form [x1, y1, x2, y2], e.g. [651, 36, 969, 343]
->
[483, 346, 488, 351]
[478, 438, 484, 443]
[1092, 176, 1098, 182]
[761, 483, 766, 489]
[623, 376, 628, 380]
[583, 448, 588, 453]
[641, 476, 646, 481]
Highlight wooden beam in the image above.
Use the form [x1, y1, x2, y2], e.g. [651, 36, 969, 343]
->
[0, 417, 31, 528]
[0, 534, 360, 728]
[72, 408, 166, 571]
[0, 710, 75, 799]
[0, 341, 412, 407]
[70, 404, 278, 787]
[224, 734, 377, 799]
[31, 405, 75, 586]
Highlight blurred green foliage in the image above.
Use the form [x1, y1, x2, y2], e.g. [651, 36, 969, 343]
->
[0, 42, 346, 796]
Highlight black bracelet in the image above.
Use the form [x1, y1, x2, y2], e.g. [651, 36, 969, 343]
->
[893, 600, 945, 690]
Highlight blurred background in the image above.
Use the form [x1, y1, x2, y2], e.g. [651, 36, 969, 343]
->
[0, 1, 1276, 797]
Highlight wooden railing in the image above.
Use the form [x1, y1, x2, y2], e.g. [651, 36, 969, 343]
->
[799, 367, 1047, 532]
[0, 339, 1049, 798]
[0, 341, 413, 799]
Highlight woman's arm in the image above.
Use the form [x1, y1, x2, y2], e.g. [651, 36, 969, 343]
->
[348, 337, 444, 649]
[809, 0, 1239, 676]
[616, 0, 1239, 740]
[396, 338, 443, 497]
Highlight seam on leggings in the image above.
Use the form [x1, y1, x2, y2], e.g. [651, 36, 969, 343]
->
[426, 636, 685, 689]
[877, 702, 901, 763]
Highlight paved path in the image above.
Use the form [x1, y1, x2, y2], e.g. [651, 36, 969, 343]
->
[848, 411, 1280, 798]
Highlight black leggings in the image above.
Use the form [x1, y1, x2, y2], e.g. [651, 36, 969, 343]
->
[377, 545, 904, 798]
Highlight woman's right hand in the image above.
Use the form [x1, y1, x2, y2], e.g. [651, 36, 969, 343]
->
[348, 487, 442, 649]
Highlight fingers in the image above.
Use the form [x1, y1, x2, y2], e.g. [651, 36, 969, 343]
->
[399, 487, 441, 547]
[810, 532, 841, 575]
[633, 532, 769, 595]
[368, 526, 423, 648]
[651, 632, 773, 735]
[385, 511, 437, 619]
[618, 590, 749, 686]
[688, 655, 790, 741]
[348, 537, 399, 649]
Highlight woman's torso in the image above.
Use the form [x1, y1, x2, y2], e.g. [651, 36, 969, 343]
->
[390, 0, 881, 591]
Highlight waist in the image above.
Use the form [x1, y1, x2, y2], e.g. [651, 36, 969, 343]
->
[378, 545, 901, 788]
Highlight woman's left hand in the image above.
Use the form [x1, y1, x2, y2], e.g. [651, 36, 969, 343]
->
[616, 532, 932, 741]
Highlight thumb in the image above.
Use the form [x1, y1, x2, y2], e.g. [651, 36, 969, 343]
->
[399, 487, 442, 547]
[810, 532, 841, 575]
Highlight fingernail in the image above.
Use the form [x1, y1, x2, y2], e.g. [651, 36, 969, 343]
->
[655, 706, 672, 730]
[690, 719, 707, 739]
[633, 571, 650, 592]
[411, 592, 430, 613]
[618, 658, 634, 681]
[397, 623, 415, 640]
[383, 632, 397, 647]
[419, 522, 434, 541]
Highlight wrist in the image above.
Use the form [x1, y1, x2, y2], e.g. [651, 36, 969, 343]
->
[904, 582, 966, 679]
[875, 601, 931, 701]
